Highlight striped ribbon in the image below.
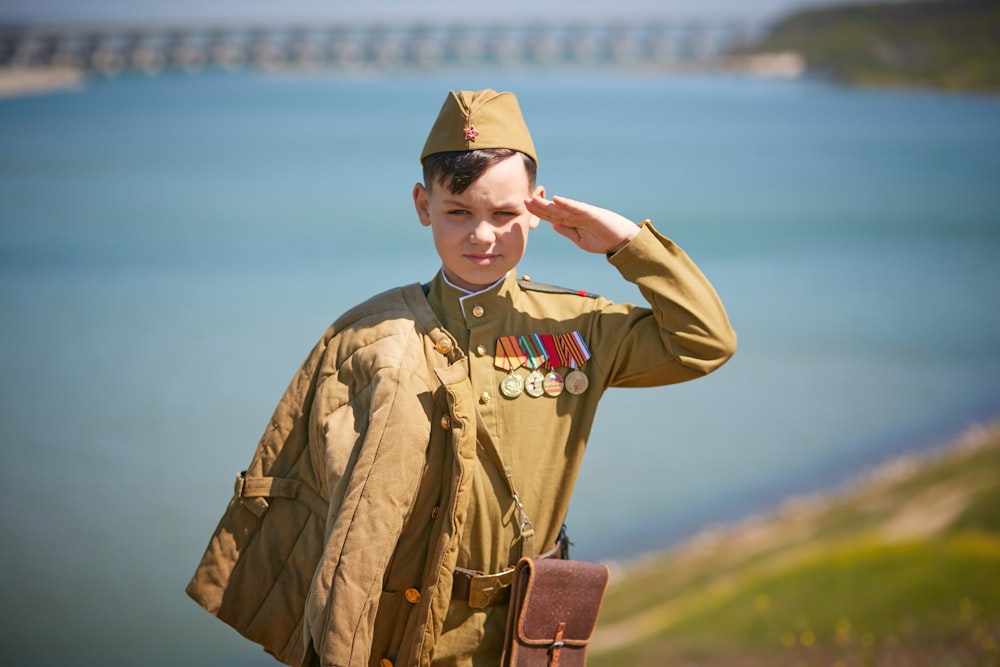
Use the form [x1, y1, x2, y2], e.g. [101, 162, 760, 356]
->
[497, 335, 527, 371]
[557, 331, 591, 369]
[494, 339, 512, 372]
[554, 333, 578, 369]
[518, 334, 547, 370]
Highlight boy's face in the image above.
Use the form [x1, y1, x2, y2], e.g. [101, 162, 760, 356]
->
[413, 155, 544, 292]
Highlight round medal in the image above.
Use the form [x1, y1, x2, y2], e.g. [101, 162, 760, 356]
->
[500, 372, 524, 398]
[564, 369, 589, 395]
[542, 371, 564, 397]
[524, 370, 545, 397]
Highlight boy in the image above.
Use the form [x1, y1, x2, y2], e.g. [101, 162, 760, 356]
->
[187, 89, 736, 667]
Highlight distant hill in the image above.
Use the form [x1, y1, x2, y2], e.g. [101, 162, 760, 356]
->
[743, 0, 1000, 92]
[589, 421, 1000, 666]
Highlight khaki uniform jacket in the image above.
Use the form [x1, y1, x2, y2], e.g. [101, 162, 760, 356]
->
[186, 222, 736, 667]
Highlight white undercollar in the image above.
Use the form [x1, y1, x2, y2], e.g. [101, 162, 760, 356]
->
[441, 270, 508, 319]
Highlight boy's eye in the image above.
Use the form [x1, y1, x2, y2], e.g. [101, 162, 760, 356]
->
[447, 209, 470, 216]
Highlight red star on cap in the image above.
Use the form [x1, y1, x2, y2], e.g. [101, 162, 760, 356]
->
[464, 125, 479, 141]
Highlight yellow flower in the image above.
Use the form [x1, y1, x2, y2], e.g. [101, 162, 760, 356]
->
[835, 617, 852, 645]
[959, 597, 976, 622]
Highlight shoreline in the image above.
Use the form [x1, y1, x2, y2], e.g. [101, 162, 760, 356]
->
[608, 418, 1000, 579]
[591, 418, 1000, 661]
[598, 399, 1000, 563]
[0, 66, 86, 99]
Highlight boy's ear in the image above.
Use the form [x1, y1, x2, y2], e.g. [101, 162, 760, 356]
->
[413, 183, 431, 227]
[528, 184, 546, 229]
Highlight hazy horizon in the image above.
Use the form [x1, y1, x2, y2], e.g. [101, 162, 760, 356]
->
[0, 0, 891, 25]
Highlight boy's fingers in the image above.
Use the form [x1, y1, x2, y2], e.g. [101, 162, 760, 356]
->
[550, 195, 591, 212]
[530, 195, 600, 227]
[549, 223, 575, 241]
[526, 197, 572, 223]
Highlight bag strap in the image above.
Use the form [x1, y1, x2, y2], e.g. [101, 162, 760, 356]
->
[475, 418, 537, 559]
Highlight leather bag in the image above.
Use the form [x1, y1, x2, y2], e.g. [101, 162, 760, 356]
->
[501, 557, 611, 666]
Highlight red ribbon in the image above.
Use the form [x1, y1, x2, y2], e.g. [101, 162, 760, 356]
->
[539, 334, 563, 369]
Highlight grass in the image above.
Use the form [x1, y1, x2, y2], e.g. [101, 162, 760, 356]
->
[589, 422, 1000, 666]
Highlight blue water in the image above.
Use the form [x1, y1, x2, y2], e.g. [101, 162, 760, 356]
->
[1, 69, 998, 666]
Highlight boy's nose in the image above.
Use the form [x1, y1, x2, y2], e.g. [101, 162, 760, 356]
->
[469, 221, 495, 244]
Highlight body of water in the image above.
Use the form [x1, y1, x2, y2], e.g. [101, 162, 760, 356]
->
[1, 69, 998, 666]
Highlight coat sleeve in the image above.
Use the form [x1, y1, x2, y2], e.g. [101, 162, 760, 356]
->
[185, 329, 335, 667]
[591, 220, 737, 388]
[188, 285, 450, 667]
[302, 341, 436, 667]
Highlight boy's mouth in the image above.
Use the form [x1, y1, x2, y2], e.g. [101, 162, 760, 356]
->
[466, 253, 498, 264]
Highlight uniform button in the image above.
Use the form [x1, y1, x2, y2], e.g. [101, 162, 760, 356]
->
[480, 391, 491, 404]
[472, 305, 485, 318]
[379, 660, 393, 667]
[435, 339, 452, 355]
[476, 344, 487, 356]
[440, 414, 453, 430]
[404, 588, 421, 604]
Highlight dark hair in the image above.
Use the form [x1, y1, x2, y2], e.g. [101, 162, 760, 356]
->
[422, 149, 537, 194]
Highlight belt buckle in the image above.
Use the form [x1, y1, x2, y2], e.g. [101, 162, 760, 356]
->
[468, 569, 514, 609]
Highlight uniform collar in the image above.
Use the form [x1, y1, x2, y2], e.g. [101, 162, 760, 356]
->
[426, 270, 522, 346]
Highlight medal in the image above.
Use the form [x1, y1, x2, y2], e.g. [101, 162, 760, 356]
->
[496, 336, 528, 399]
[500, 372, 524, 398]
[524, 371, 545, 397]
[557, 331, 592, 396]
[518, 334, 549, 398]
[507, 331, 593, 398]
[542, 371, 564, 397]
[564, 369, 589, 395]
[536, 334, 566, 397]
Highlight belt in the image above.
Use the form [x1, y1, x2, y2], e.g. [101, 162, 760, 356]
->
[451, 538, 565, 609]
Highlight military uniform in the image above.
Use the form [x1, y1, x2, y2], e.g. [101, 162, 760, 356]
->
[186, 87, 736, 667]
[424, 220, 735, 665]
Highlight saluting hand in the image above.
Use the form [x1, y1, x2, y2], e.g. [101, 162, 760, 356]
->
[525, 195, 640, 255]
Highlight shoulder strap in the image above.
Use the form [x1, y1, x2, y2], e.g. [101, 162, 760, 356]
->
[517, 278, 599, 299]
[474, 418, 537, 559]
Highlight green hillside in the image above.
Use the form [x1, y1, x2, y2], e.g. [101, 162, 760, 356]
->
[745, 0, 1000, 91]
[590, 422, 1000, 666]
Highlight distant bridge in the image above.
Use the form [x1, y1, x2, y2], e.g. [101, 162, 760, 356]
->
[0, 19, 759, 75]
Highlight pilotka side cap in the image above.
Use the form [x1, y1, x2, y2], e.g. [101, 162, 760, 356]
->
[420, 89, 537, 164]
